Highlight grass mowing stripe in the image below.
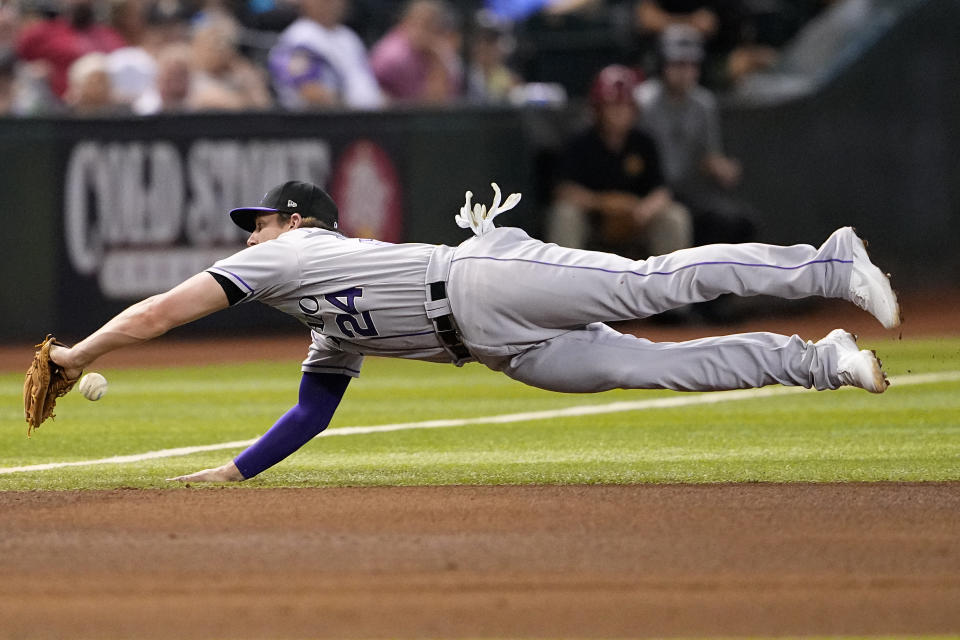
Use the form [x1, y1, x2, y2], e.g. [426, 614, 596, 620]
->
[2, 369, 958, 476]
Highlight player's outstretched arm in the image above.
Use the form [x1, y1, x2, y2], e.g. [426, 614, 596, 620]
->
[169, 372, 351, 483]
[49, 272, 230, 378]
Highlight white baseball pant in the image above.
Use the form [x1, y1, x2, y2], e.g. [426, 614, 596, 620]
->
[446, 226, 857, 393]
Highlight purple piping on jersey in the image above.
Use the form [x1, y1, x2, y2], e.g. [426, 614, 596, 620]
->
[449, 256, 852, 277]
[208, 267, 255, 293]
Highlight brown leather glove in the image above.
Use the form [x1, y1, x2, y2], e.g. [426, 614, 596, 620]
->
[23, 335, 81, 436]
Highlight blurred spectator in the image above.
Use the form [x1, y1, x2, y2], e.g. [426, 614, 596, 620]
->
[106, 0, 155, 107]
[16, 0, 127, 100]
[105, 0, 196, 109]
[633, 0, 740, 88]
[635, 0, 718, 41]
[370, 0, 462, 104]
[3, 13, 60, 115]
[635, 1, 829, 90]
[720, 0, 831, 88]
[1, 0, 20, 51]
[109, 0, 148, 45]
[189, 16, 272, 110]
[107, 44, 155, 105]
[0, 47, 16, 114]
[722, 3, 777, 87]
[141, 0, 192, 54]
[239, 0, 299, 33]
[65, 50, 129, 114]
[0, 0, 18, 113]
[133, 41, 193, 113]
[191, 0, 249, 38]
[267, 0, 383, 110]
[636, 25, 757, 247]
[465, 9, 521, 103]
[485, 0, 602, 22]
[548, 64, 691, 260]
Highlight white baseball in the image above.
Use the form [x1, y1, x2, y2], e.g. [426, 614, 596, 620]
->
[78, 373, 108, 401]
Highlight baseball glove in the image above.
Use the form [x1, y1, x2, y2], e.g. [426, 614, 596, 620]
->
[23, 335, 80, 436]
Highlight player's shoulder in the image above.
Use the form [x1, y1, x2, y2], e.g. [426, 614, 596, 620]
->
[275, 227, 346, 248]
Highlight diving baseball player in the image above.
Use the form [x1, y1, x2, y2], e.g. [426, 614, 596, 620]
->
[48, 181, 901, 482]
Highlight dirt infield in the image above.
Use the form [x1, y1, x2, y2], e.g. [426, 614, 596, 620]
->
[3, 292, 959, 638]
[2, 484, 959, 639]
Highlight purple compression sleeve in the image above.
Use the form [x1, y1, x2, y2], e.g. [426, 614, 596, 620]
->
[233, 372, 350, 479]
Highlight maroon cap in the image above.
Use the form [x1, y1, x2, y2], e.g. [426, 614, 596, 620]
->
[589, 65, 642, 107]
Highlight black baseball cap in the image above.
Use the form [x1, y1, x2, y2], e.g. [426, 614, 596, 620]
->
[229, 180, 339, 232]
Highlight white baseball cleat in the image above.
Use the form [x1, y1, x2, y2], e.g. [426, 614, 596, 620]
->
[817, 329, 889, 393]
[848, 231, 901, 329]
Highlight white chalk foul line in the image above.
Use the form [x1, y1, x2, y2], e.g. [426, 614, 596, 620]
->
[2, 370, 959, 475]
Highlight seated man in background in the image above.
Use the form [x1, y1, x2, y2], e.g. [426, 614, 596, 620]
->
[637, 24, 757, 247]
[549, 64, 691, 260]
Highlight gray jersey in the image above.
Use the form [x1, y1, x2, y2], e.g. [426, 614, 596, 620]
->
[208, 228, 454, 376]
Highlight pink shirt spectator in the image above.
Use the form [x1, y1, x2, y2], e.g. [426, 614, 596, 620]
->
[17, 18, 126, 98]
[370, 28, 431, 101]
[370, 23, 460, 103]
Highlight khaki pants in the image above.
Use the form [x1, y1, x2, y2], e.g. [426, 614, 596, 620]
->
[546, 200, 693, 257]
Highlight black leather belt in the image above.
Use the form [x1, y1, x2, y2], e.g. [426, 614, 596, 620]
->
[428, 281, 472, 361]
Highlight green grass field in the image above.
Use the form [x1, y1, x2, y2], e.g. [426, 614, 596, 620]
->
[2, 337, 959, 490]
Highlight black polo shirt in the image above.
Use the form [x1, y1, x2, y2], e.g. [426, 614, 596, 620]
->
[558, 126, 666, 199]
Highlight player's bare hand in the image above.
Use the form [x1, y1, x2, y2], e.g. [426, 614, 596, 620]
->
[168, 462, 245, 483]
[48, 344, 83, 381]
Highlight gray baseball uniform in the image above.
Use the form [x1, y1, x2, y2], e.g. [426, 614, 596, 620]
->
[208, 222, 859, 394]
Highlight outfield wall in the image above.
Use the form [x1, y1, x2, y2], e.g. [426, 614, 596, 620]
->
[0, 108, 537, 340]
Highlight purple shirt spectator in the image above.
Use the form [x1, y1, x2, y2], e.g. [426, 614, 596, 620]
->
[268, 0, 383, 110]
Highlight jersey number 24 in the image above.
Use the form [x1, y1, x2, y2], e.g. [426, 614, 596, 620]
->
[324, 287, 379, 338]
